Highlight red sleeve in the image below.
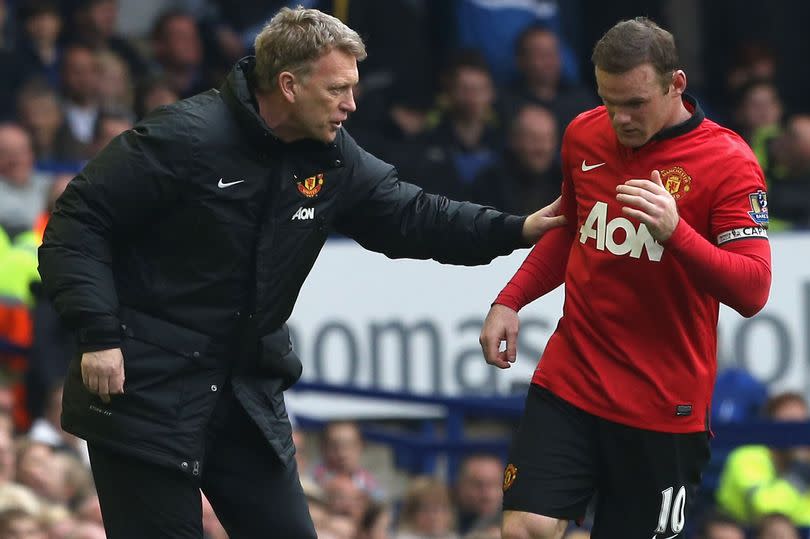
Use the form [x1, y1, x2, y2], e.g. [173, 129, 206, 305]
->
[494, 227, 574, 311]
[494, 129, 577, 311]
[666, 219, 771, 317]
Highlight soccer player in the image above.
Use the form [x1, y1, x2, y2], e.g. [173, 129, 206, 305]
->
[480, 17, 772, 539]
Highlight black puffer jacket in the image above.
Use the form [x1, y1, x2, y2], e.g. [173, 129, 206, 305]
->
[38, 57, 527, 479]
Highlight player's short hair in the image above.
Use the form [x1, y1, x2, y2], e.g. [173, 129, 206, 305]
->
[253, 7, 367, 93]
[591, 17, 679, 89]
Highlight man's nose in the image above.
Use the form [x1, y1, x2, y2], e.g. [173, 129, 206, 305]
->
[342, 89, 357, 113]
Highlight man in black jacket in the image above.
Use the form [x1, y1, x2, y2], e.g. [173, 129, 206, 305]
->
[38, 7, 564, 539]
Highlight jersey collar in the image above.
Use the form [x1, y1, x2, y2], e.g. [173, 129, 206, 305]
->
[650, 93, 704, 142]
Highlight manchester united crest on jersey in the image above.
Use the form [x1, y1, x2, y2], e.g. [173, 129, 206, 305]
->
[661, 166, 692, 200]
[503, 463, 518, 491]
[297, 174, 324, 198]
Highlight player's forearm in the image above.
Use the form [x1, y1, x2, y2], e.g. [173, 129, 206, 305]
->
[665, 219, 771, 317]
[494, 226, 573, 311]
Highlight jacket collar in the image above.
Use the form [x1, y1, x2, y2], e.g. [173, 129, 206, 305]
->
[220, 56, 344, 167]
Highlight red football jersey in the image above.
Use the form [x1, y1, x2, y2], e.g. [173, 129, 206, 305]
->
[523, 98, 768, 433]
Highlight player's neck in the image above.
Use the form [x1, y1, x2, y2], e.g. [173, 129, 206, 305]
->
[665, 98, 693, 129]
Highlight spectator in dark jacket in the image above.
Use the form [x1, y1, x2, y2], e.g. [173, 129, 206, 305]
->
[469, 103, 561, 215]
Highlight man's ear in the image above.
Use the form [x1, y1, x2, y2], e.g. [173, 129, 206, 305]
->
[671, 69, 687, 97]
[278, 71, 297, 103]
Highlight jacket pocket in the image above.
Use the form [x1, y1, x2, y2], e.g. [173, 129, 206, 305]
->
[258, 324, 302, 390]
[114, 308, 213, 427]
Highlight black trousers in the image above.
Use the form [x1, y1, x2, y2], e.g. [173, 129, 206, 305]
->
[88, 384, 316, 539]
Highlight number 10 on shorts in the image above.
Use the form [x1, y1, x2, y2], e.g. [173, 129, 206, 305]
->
[656, 486, 686, 535]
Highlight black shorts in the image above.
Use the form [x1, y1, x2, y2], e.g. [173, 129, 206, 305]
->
[503, 385, 710, 539]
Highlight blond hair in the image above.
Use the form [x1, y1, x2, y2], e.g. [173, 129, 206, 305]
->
[253, 6, 366, 92]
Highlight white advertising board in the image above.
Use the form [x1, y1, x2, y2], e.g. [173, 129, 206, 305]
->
[288, 234, 809, 397]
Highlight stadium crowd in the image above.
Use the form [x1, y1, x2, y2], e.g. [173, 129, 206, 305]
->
[0, 0, 809, 537]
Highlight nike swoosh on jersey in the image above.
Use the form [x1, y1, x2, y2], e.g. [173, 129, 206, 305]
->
[581, 160, 606, 172]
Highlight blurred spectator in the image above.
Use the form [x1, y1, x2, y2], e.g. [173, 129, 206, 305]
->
[725, 42, 777, 104]
[324, 474, 369, 526]
[318, 0, 433, 97]
[503, 24, 596, 135]
[73, 491, 102, 527]
[733, 78, 784, 188]
[39, 503, 76, 538]
[769, 113, 810, 228]
[133, 75, 178, 121]
[58, 43, 100, 157]
[325, 513, 358, 539]
[754, 512, 801, 539]
[150, 10, 208, 98]
[89, 106, 133, 157]
[349, 81, 433, 173]
[95, 50, 132, 111]
[313, 420, 382, 500]
[716, 392, 810, 526]
[452, 0, 579, 86]
[711, 367, 769, 424]
[0, 483, 42, 517]
[28, 382, 88, 464]
[0, 124, 51, 238]
[26, 173, 73, 422]
[462, 511, 502, 539]
[469, 103, 560, 214]
[0, 0, 37, 120]
[414, 50, 501, 200]
[561, 531, 589, 539]
[694, 511, 746, 539]
[15, 0, 62, 89]
[0, 507, 45, 539]
[453, 454, 503, 535]
[64, 521, 106, 539]
[395, 476, 458, 539]
[14, 440, 62, 502]
[68, 0, 147, 80]
[16, 80, 65, 163]
[293, 427, 309, 477]
[0, 429, 15, 486]
[358, 502, 392, 539]
[733, 78, 783, 146]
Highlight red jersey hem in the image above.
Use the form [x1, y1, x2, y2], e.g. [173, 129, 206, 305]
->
[531, 379, 708, 434]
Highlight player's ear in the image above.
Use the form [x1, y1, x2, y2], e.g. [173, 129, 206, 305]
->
[670, 69, 687, 97]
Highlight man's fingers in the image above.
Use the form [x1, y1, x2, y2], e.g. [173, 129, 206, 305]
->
[111, 368, 125, 395]
[505, 328, 518, 362]
[546, 196, 562, 215]
[651, 169, 663, 186]
[480, 334, 499, 364]
[616, 193, 657, 214]
[621, 206, 648, 223]
[623, 177, 668, 198]
[97, 376, 110, 401]
[85, 374, 99, 394]
[490, 350, 512, 369]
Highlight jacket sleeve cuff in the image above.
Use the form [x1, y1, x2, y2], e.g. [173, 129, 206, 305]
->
[503, 215, 527, 247]
[77, 317, 122, 353]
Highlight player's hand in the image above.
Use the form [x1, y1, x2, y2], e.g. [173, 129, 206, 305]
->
[480, 304, 520, 369]
[81, 348, 125, 403]
[521, 196, 567, 244]
[616, 170, 680, 242]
